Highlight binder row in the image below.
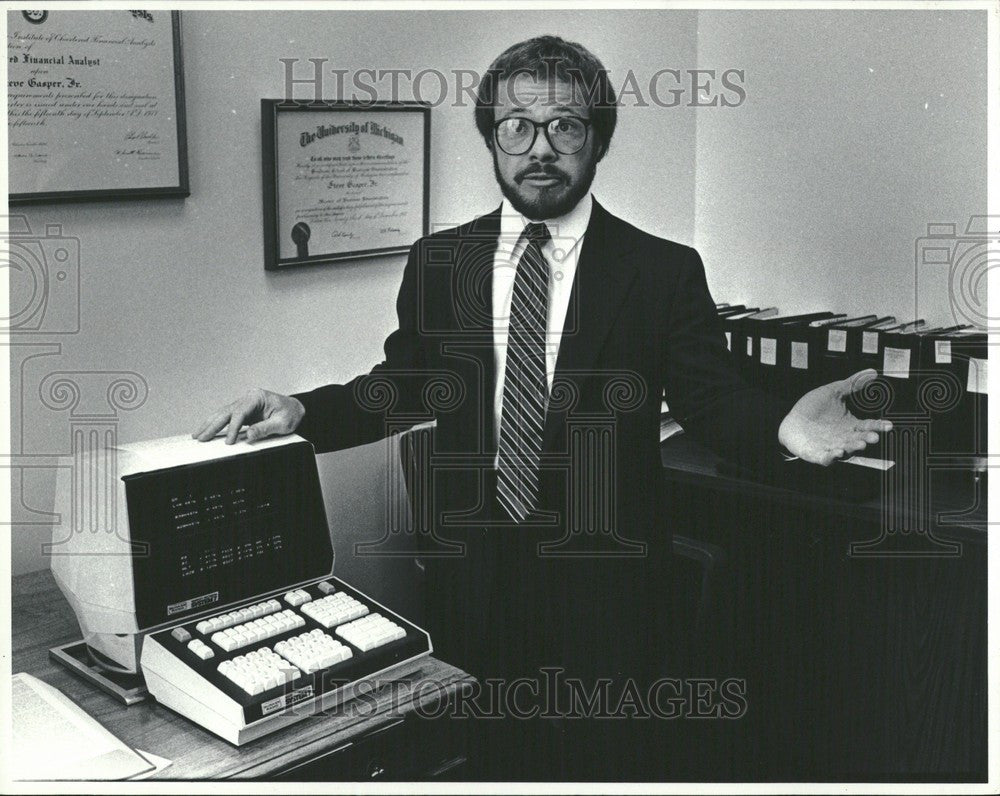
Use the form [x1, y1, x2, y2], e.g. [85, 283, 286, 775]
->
[716, 304, 989, 461]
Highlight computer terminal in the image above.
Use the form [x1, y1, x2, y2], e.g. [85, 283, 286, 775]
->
[51, 433, 432, 745]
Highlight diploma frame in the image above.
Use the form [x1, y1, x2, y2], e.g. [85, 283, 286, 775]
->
[8, 11, 190, 205]
[261, 99, 431, 270]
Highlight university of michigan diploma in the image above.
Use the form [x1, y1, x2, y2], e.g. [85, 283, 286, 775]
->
[262, 101, 430, 268]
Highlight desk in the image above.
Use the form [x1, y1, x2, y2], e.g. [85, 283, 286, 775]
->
[660, 435, 987, 781]
[11, 570, 476, 780]
[10, 443, 988, 782]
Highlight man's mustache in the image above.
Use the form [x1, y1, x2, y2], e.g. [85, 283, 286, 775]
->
[515, 166, 569, 184]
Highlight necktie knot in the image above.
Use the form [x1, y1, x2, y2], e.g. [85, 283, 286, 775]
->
[523, 221, 551, 247]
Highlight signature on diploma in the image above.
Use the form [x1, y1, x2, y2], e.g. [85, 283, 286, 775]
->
[124, 129, 160, 142]
[380, 227, 402, 234]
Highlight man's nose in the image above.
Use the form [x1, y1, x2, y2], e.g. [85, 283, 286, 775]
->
[528, 127, 557, 161]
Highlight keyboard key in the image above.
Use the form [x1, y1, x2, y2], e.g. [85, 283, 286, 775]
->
[301, 593, 369, 628]
[317, 580, 336, 595]
[274, 630, 352, 674]
[187, 639, 214, 660]
[171, 627, 191, 643]
[194, 599, 280, 636]
[209, 610, 305, 652]
[336, 614, 405, 652]
[218, 648, 300, 695]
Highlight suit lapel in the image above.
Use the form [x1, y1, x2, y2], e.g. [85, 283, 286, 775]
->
[544, 201, 639, 447]
[452, 206, 502, 452]
[551, 201, 639, 379]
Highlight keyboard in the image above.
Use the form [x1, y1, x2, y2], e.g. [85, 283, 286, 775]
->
[140, 577, 432, 745]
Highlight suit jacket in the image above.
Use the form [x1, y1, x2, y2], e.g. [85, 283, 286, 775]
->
[293, 198, 789, 679]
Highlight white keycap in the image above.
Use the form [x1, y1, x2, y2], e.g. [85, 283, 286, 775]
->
[209, 609, 297, 651]
[273, 630, 352, 674]
[218, 649, 301, 696]
[301, 593, 370, 629]
[336, 613, 405, 652]
[187, 639, 214, 660]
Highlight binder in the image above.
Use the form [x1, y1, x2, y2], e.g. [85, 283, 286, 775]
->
[747, 312, 841, 396]
[918, 330, 988, 459]
[837, 319, 910, 419]
[777, 315, 864, 402]
[719, 308, 763, 374]
[869, 325, 925, 420]
[815, 316, 891, 388]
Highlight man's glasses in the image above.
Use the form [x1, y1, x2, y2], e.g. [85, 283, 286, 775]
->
[493, 116, 592, 156]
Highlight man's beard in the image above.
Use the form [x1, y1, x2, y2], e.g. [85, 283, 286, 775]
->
[493, 155, 597, 221]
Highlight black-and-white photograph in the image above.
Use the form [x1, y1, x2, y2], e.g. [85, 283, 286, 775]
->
[2, 1, 995, 790]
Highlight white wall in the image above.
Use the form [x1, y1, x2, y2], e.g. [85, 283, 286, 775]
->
[8, 9, 987, 578]
[693, 9, 988, 323]
[9, 9, 699, 577]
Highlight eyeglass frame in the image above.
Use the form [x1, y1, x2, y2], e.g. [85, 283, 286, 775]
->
[492, 115, 594, 156]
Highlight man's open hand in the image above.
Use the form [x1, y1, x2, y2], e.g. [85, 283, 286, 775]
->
[777, 369, 893, 466]
[192, 388, 305, 444]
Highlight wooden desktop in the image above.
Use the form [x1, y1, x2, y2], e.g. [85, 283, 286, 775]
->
[10, 433, 988, 781]
[11, 569, 476, 780]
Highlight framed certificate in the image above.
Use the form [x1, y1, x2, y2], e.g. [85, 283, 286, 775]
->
[261, 100, 430, 269]
[7, 9, 189, 204]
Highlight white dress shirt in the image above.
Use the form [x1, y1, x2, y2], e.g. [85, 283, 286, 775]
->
[492, 192, 593, 445]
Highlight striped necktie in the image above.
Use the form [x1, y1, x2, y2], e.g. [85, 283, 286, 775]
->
[496, 221, 551, 523]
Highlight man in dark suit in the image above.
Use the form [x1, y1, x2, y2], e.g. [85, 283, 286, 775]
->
[195, 35, 890, 778]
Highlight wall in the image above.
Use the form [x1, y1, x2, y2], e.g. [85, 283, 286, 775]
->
[693, 9, 988, 324]
[8, 9, 699, 577]
[8, 9, 988, 579]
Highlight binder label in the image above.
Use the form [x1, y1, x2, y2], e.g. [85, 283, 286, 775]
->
[746, 337, 753, 356]
[725, 331, 731, 350]
[827, 329, 847, 352]
[967, 357, 987, 394]
[790, 341, 809, 369]
[862, 331, 879, 354]
[883, 347, 911, 379]
[935, 340, 952, 364]
[760, 337, 777, 365]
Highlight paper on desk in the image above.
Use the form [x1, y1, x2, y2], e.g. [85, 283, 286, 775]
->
[660, 415, 684, 442]
[782, 454, 894, 471]
[11, 673, 154, 781]
[129, 750, 173, 780]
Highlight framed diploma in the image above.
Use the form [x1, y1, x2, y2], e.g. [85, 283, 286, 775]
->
[261, 100, 430, 269]
[7, 9, 189, 204]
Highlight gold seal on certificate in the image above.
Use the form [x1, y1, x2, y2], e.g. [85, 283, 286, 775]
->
[7, 10, 189, 203]
[261, 101, 430, 269]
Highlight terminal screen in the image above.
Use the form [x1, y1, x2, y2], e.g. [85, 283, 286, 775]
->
[123, 441, 332, 628]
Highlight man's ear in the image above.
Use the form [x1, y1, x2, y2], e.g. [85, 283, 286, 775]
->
[595, 140, 607, 162]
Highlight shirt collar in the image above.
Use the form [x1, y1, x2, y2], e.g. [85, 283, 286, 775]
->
[498, 192, 593, 250]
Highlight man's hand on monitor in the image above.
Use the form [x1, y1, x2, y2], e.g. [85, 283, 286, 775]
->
[777, 369, 893, 466]
[192, 388, 306, 445]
